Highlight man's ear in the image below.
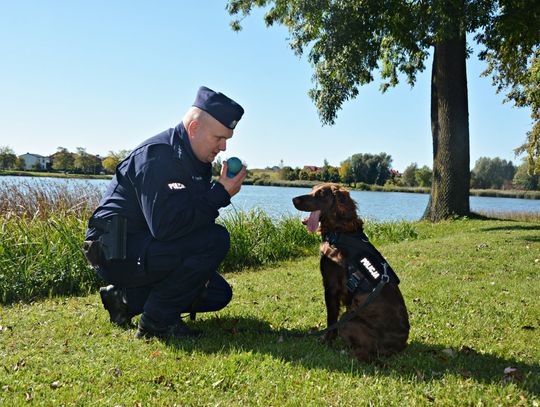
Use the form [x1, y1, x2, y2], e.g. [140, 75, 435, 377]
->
[186, 119, 199, 139]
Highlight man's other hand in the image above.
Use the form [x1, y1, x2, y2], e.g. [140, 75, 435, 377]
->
[218, 160, 246, 197]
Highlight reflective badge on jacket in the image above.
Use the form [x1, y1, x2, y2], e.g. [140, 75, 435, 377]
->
[168, 182, 185, 190]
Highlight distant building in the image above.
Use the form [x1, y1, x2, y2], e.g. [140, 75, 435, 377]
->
[19, 153, 50, 170]
[303, 165, 321, 173]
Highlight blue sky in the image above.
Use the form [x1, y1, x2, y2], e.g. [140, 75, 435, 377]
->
[0, 1, 533, 172]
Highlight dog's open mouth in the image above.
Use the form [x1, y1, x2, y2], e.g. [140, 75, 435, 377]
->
[302, 210, 321, 233]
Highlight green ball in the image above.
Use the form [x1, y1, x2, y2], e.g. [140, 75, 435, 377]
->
[226, 157, 242, 178]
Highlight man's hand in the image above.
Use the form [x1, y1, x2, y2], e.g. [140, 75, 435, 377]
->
[218, 160, 246, 197]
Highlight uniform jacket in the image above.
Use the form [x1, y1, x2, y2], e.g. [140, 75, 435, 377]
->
[85, 123, 231, 257]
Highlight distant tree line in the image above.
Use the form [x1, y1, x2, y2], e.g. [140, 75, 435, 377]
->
[1, 145, 538, 190]
[269, 154, 539, 191]
[471, 157, 539, 191]
[0, 146, 131, 175]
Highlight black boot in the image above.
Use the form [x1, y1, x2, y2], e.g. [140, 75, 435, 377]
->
[99, 285, 131, 327]
[136, 313, 202, 339]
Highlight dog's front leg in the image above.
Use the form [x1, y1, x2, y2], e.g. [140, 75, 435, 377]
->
[321, 256, 342, 342]
[322, 286, 340, 343]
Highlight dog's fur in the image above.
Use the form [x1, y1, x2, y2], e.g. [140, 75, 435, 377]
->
[293, 183, 409, 361]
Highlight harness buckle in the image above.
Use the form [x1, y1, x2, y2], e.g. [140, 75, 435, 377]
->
[346, 271, 362, 293]
[325, 232, 339, 245]
[381, 263, 390, 283]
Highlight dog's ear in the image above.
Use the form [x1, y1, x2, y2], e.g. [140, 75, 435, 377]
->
[334, 189, 358, 216]
[334, 189, 351, 208]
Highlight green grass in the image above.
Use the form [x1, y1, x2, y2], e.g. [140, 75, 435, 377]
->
[1, 218, 539, 405]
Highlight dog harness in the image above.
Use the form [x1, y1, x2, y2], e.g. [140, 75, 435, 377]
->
[322, 231, 400, 294]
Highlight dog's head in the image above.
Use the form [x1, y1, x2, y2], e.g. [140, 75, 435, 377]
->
[292, 183, 363, 234]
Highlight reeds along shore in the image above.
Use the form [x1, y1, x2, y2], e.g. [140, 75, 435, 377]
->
[0, 180, 422, 304]
[1, 179, 536, 305]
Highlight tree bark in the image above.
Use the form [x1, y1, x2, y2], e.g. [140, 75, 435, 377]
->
[423, 35, 470, 221]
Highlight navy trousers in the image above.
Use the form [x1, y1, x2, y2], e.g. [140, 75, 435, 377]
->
[97, 223, 232, 325]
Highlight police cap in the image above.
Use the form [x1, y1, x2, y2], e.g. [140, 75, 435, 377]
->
[192, 86, 244, 130]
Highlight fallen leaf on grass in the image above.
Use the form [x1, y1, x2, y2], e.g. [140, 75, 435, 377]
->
[153, 375, 165, 384]
[13, 360, 26, 371]
[25, 392, 32, 401]
[459, 370, 472, 378]
[111, 368, 122, 377]
[0, 325, 13, 333]
[424, 393, 435, 402]
[150, 351, 161, 357]
[459, 345, 475, 355]
[212, 378, 224, 388]
[50, 381, 61, 389]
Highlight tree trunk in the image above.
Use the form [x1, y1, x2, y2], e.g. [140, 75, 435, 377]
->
[423, 36, 470, 221]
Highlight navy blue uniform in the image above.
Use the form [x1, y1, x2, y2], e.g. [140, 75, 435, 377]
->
[86, 123, 233, 324]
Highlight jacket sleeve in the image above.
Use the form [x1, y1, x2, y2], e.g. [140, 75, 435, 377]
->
[129, 145, 230, 241]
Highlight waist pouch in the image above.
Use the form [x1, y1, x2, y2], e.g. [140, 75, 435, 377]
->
[83, 216, 127, 266]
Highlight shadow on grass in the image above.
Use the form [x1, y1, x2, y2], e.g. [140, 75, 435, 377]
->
[166, 316, 540, 395]
[479, 224, 540, 232]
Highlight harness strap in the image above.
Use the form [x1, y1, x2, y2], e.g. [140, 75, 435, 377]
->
[323, 231, 400, 288]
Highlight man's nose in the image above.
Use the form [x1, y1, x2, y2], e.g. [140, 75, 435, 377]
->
[219, 139, 227, 151]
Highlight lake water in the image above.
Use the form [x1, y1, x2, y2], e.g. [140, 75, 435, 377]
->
[2, 176, 539, 222]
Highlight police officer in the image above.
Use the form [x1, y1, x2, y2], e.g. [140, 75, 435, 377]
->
[84, 86, 246, 339]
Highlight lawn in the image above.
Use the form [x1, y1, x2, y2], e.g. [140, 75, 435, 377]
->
[1, 219, 539, 405]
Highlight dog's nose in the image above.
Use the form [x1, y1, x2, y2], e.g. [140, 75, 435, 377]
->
[292, 197, 300, 207]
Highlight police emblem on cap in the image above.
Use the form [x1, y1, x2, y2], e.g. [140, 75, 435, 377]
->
[229, 120, 238, 129]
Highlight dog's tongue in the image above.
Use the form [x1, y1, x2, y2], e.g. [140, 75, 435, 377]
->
[306, 210, 321, 233]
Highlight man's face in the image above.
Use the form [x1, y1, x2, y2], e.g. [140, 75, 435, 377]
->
[188, 115, 233, 163]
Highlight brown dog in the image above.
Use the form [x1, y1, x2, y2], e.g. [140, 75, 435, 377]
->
[292, 183, 409, 361]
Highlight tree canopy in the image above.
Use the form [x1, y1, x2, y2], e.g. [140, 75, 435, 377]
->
[229, 1, 538, 128]
[0, 146, 17, 170]
[228, 0, 540, 220]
